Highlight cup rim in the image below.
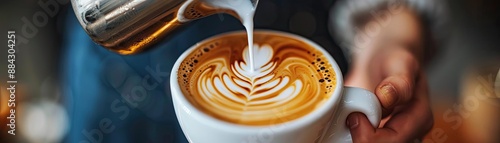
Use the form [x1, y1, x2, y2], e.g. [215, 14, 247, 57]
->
[170, 29, 344, 132]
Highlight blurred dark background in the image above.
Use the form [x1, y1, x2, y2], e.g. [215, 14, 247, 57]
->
[1, 0, 499, 143]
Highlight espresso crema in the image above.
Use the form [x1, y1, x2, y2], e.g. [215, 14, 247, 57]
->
[178, 31, 336, 125]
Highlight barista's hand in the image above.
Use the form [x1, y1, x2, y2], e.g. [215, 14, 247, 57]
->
[345, 48, 433, 142]
[343, 7, 433, 142]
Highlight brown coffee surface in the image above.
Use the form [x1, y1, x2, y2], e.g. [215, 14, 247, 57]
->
[178, 31, 336, 126]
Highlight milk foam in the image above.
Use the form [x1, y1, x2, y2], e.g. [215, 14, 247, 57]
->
[200, 0, 258, 72]
[178, 32, 337, 125]
[213, 45, 300, 101]
[195, 44, 308, 122]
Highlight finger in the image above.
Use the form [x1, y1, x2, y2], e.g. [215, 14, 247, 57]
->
[348, 74, 433, 143]
[382, 73, 433, 140]
[376, 50, 419, 115]
[375, 75, 415, 116]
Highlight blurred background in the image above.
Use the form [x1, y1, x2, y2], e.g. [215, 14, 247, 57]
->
[0, 0, 499, 143]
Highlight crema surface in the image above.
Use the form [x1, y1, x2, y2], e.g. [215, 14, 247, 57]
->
[178, 32, 336, 125]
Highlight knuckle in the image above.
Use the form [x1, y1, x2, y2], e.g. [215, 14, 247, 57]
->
[399, 49, 420, 67]
[395, 76, 414, 101]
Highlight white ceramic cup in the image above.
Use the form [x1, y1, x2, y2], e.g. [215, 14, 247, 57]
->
[170, 30, 381, 143]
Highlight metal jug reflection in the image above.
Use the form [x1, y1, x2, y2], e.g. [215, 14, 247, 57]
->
[71, 0, 258, 55]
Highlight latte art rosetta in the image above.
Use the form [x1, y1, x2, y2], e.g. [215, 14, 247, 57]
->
[200, 44, 305, 111]
[178, 32, 336, 125]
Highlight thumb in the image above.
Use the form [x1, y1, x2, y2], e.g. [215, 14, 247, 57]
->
[375, 75, 415, 115]
[376, 48, 420, 115]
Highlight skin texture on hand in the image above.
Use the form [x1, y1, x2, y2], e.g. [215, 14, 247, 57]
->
[344, 7, 433, 142]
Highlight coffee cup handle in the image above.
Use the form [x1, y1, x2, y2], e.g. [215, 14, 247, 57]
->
[320, 87, 382, 143]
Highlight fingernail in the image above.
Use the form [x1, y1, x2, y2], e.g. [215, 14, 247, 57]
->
[347, 114, 359, 129]
[380, 85, 397, 107]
